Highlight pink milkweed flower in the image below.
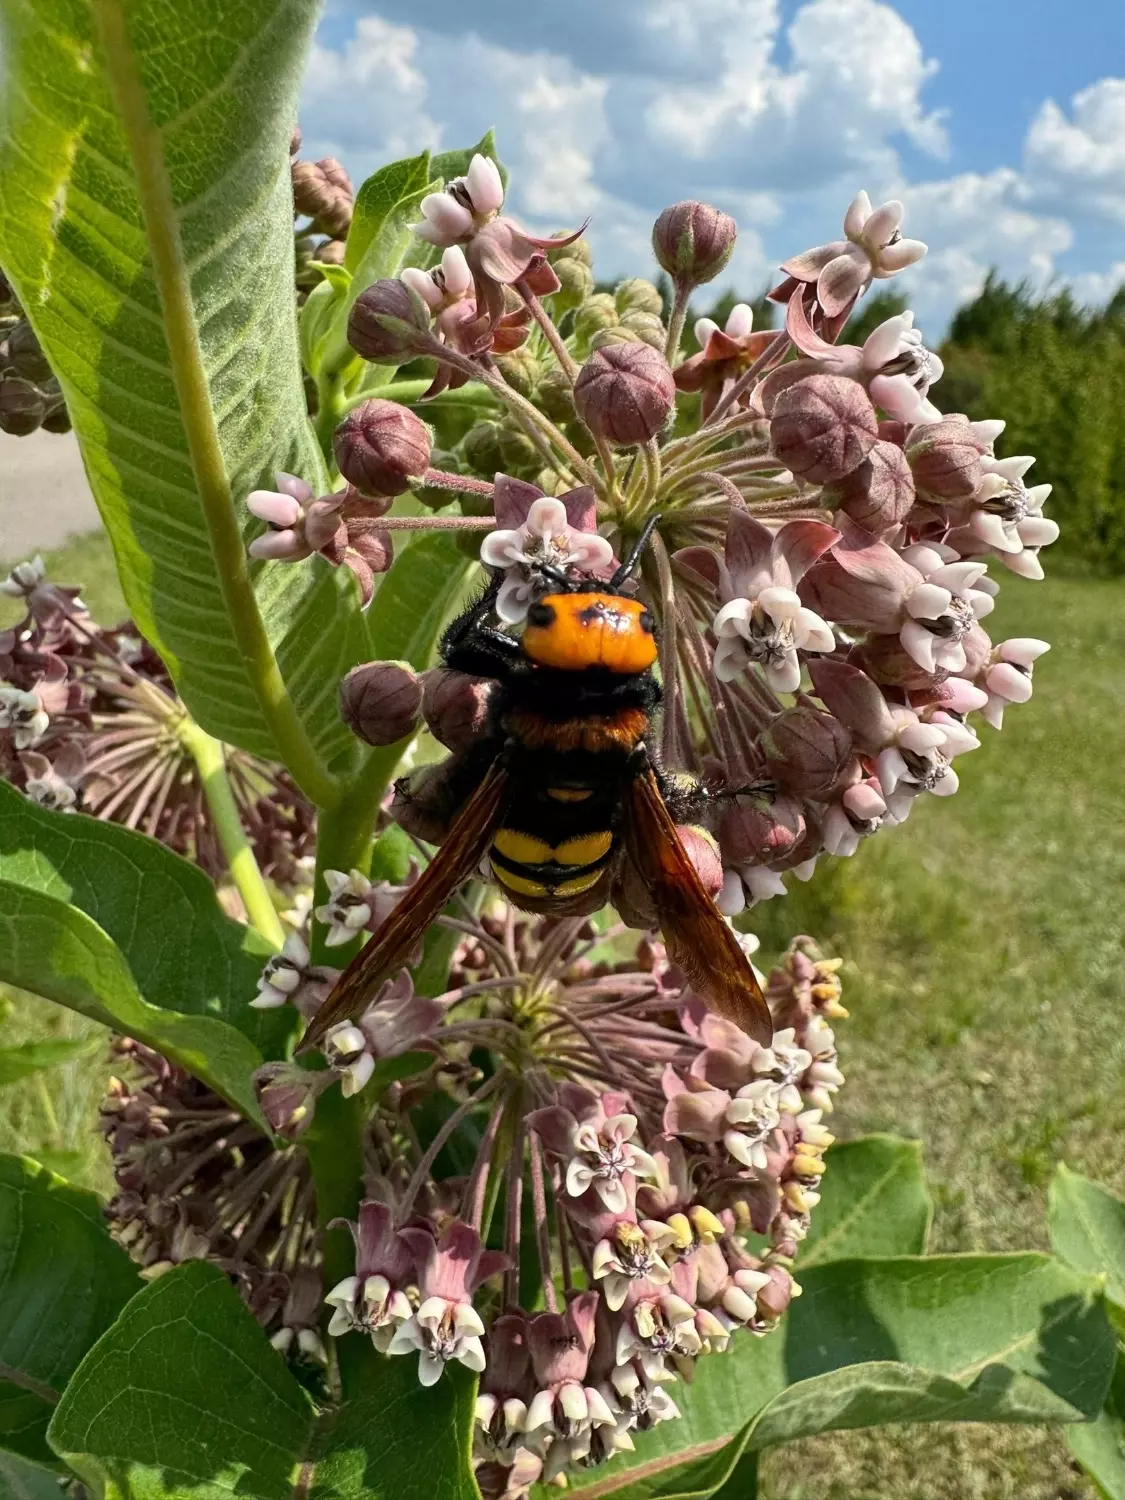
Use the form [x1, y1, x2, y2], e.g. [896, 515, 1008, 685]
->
[524, 1293, 616, 1448]
[322, 971, 441, 1096]
[964, 455, 1058, 576]
[413, 154, 506, 245]
[590, 1219, 679, 1311]
[772, 191, 927, 320]
[18, 744, 84, 811]
[324, 1199, 415, 1351]
[750, 1028, 813, 1114]
[0, 555, 85, 625]
[251, 931, 336, 1014]
[480, 476, 613, 623]
[391, 1220, 510, 1386]
[247, 476, 394, 605]
[711, 511, 839, 693]
[978, 637, 1050, 729]
[400, 245, 532, 395]
[0, 685, 48, 748]
[786, 296, 943, 426]
[897, 543, 995, 675]
[673, 302, 777, 420]
[247, 473, 316, 561]
[411, 153, 584, 334]
[821, 778, 888, 857]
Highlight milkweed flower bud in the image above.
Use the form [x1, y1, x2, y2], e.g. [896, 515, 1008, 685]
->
[573, 343, 675, 446]
[291, 157, 353, 238]
[333, 400, 432, 497]
[5, 320, 53, 384]
[769, 374, 878, 484]
[0, 376, 45, 435]
[421, 667, 497, 750]
[822, 439, 915, 534]
[348, 279, 433, 364]
[338, 660, 422, 746]
[652, 201, 737, 286]
[906, 418, 986, 502]
[761, 707, 856, 800]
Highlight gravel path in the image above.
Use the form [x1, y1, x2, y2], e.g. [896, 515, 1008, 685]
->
[0, 431, 100, 558]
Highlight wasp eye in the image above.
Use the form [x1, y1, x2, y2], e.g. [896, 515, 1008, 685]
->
[639, 610, 656, 634]
[527, 601, 556, 628]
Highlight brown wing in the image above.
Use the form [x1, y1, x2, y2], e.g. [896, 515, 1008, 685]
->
[300, 759, 509, 1055]
[623, 763, 772, 1044]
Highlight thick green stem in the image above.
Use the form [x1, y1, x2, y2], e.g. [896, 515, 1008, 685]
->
[178, 719, 284, 948]
[314, 367, 347, 464]
[343, 380, 495, 413]
[310, 741, 409, 964]
[664, 281, 691, 365]
[94, 0, 341, 811]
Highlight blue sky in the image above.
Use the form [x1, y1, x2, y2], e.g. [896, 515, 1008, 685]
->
[301, 0, 1125, 332]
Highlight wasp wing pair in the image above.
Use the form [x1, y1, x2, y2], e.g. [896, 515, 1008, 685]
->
[300, 752, 772, 1053]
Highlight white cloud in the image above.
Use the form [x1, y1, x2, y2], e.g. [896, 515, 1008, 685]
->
[646, 0, 947, 179]
[299, 8, 1123, 332]
[1024, 78, 1125, 222]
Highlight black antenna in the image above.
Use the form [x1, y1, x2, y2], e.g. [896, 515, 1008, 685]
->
[609, 514, 662, 590]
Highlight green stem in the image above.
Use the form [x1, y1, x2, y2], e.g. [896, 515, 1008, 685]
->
[310, 741, 409, 964]
[314, 367, 347, 465]
[93, 0, 341, 812]
[664, 281, 691, 365]
[178, 719, 284, 947]
[343, 379, 495, 413]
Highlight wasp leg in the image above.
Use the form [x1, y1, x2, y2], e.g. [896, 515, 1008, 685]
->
[441, 574, 526, 679]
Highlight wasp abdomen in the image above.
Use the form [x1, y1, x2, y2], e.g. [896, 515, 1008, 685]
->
[489, 826, 613, 901]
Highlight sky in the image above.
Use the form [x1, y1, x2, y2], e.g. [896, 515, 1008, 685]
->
[300, 0, 1125, 335]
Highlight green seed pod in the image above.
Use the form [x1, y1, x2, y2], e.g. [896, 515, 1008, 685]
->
[615, 278, 663, 318]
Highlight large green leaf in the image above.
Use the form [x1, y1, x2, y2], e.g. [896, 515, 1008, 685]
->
[365, 530, 475, 670]
[0, 878, 266, 1126]
[560, 1254, 1115, 1499]
[49, 1261, 479, 1500]
[1050, 1165, 1125, 1325]
[0, 0, 374, 774]
[799, 1134, 932, 1266]
[1069, 1351, 1125, 1500]
[0, 1156, 140, 1469]
[0, 782, 292, 1060]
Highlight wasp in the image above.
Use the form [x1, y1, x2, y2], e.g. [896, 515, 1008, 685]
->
[303, 519, 771, 1051]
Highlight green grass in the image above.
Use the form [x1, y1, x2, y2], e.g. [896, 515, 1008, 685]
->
[1, 534, 1121, 1496]
[0, 529, 125, 629]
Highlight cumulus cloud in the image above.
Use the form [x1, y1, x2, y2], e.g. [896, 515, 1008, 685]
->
[299, 6, 1122, 330]
[1024, 78, 1125, 223]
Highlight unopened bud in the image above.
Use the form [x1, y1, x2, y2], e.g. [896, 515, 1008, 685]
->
[769, 374, 878, 484]
[421, 667, 497, 750]
[550, 256, 594, 309]
[537, 367, 576, 424]
[253, 1063, 318, 1139]
[619, 309, 667, 350]
[652, 201, 737, 286]
[0, 377, 44, 435]
[676, 825, 723, 898]
[762, 708, 856, 799]
[573, 343, 675, 446]
[390, 757, 466, 844]
[497, 420, 541, 474]
[821, 439, 915, 533]
[615, 278, 664, 318]
[333, 399, 432, 497]
[291, 157, 353, 238]
[462, 420, 505, 476]
[348, 279, 432, 365]
[5, 321, 52, 384]
[719, 792, 806, 867]
[316, 238, 347, 266]
[289, 125, 302, 156]
[338, 660, 422, 746]
[756, 1265, 797, 1320]
[574, 293, 619, 348]
[906, 418, 986, 501]
[493, 345, 540, 397]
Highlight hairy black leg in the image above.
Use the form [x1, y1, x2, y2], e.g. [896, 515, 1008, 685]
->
[441, 573, 525, 679]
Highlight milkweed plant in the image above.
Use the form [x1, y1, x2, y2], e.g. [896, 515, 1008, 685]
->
[0, 5, 1120, 1499]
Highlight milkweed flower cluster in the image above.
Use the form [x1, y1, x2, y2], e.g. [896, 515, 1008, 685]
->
[250, 894, 849, 1493]
[0, 558, 314, 886]
[244, 173, 1056, 914]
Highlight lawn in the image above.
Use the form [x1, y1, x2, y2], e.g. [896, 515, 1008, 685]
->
[1, 533, 1121, 1497]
